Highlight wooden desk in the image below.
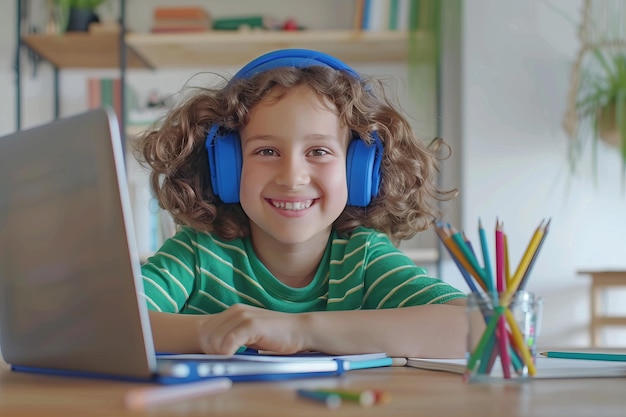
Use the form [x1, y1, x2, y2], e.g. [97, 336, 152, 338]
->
[579, 269, 626, 347]
[1, 359, 625, 417]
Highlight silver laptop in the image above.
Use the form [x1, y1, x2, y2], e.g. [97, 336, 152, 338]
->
[0, 109, 344, 383]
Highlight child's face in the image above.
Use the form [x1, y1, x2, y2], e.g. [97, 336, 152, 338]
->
[239, 85, 350, 246]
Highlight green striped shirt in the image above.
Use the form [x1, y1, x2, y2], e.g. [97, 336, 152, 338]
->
[141, 226, 466, 314]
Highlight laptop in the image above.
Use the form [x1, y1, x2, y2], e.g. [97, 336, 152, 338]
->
[0, 109, 385, 384]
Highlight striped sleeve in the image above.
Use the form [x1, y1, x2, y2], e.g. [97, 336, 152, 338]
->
[140, 229, 199, 313]
[359, 230, 466, 309]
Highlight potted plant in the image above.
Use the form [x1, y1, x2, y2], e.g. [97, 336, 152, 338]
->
[564, 47, 626, 180]
[54, 0, 107, 32]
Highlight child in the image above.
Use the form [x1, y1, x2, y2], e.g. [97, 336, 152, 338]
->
[135, 49, 468, 358]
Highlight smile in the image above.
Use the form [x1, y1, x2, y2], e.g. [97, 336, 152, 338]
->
[269, 200, 314, 211]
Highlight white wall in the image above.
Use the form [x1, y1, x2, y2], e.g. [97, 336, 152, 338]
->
[445, 0, 626, 348]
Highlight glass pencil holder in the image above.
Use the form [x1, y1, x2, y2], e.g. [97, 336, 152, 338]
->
[465, 290, 543, 383]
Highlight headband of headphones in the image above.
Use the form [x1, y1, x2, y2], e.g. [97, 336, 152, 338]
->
[206, 49, 383, 206]
[232, 48, 362, 81]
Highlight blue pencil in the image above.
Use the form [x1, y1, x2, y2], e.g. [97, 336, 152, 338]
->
[434, 222, 480, 294]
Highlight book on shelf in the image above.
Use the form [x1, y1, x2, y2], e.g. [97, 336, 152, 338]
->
[151, 6, 211, 33]
[356, 0, 414, 31]
[87, 77, 139, 125]
[153, 6, 211, 20]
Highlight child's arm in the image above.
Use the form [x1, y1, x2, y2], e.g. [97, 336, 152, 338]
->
[149, 300, 468, 358]
[302, 300, 468, 358]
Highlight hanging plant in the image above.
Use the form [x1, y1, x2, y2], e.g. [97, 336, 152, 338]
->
[565, 47, 626, 184]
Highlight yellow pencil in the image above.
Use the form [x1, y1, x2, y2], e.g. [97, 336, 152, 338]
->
[504, 231, 511, 288]
[503, 220, 545, 304]
[504, 309, 536, 376]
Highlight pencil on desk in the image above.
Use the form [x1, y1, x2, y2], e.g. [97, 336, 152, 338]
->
[124, 377, 232, 410]
[313, 389, 376, 407]
[297, 389, 342, 409]
[540, 351, 626, 362]
[371, 389, 392, 404]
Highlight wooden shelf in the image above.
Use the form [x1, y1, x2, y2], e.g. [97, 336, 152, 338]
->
[22, 30, 415, 70]
[126, 30, 412, 68]
[22, 32, 150, 69]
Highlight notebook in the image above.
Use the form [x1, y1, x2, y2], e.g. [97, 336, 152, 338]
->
[405, 356, 626, 379]
[0, 109, 391, 384]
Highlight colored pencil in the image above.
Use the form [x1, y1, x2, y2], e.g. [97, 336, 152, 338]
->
[495, 219, 505, 294]
[450, 225, 488, 286]
[540, 351, 626, 362]
[435, 217, 548, 380]
[297, 389, 342, 409]
[478, 218, 494, 293]
[502, 219, 545, 306]
[313, 389, 375, 407]
[504, 309, 536, 376]
[501, 222, 510, 287]
[371, 389, 393, 404]
[124, 377, 232, 410]
[465, 308, 501, 375]
[434, 223, 484, 292]
[518, 218, 550, 291]
[494, 219, 511, 377]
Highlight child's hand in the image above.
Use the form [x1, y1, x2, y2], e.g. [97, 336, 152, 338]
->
[197, 304, 309, 355]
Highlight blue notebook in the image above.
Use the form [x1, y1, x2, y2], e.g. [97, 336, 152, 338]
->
[0, 109, 392, 385]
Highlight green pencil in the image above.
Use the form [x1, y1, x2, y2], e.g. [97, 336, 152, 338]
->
[313, 389, 375, 407]
[540, 351, 626, 362]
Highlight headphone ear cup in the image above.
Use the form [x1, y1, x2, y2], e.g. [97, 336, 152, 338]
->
[205, 126, 242, 204]
[346, 134, 382, 207]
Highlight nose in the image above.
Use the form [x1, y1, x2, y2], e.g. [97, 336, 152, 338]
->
[274, 153, 310, 189]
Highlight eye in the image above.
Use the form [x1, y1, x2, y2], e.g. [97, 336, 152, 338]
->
[256, 148, 277, 157]
[308, 148, 329, 157]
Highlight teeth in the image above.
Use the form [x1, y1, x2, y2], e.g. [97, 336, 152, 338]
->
[271, 200, 313, 211]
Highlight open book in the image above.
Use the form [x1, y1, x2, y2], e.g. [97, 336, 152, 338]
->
[405, 356, 626, 379]
[159, 351, 394, 372]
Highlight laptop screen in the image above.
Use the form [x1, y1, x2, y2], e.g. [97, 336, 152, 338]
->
[0, 109, 156, 378]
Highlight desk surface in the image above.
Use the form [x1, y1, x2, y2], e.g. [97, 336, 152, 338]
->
[1, 360, 625, 417]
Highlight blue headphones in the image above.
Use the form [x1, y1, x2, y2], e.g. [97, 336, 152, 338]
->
[205, 49, 383, 207]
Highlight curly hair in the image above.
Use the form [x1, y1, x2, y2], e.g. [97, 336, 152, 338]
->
[134, 65, 457, 244]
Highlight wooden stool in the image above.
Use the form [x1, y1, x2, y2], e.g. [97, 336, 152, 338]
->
[579, 270, 626, 347]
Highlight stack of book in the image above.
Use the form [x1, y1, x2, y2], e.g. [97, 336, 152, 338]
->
[151, 6, 212, 33]
[87, 77, 138, 127]
[355, 0, 414, 31]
